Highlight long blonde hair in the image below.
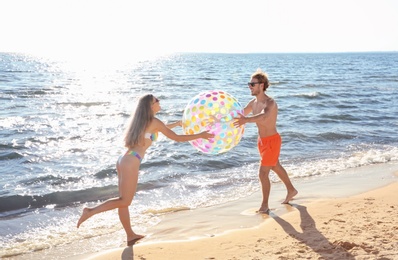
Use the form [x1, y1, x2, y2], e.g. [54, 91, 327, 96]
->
[124, 94, 155, 148]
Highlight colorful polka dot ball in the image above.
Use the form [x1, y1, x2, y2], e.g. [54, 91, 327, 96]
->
[182, 90, 245, 154]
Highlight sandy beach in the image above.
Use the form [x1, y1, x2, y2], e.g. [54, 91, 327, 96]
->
[72, 164, 398, 260]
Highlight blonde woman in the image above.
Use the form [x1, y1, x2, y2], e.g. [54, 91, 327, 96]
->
[77, 94, 214, 246]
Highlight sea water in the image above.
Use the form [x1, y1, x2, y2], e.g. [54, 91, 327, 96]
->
[1, 52, 398, 258]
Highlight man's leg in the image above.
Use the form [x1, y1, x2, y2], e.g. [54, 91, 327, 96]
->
[258, 165, 272, 213]
[272, 161, 298, 203]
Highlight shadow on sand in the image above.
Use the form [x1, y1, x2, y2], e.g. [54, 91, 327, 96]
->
[111, 246, 133, 260]
[270, 203, 355, 259]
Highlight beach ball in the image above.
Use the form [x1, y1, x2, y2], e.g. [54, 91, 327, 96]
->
[182, 90, 245, 154]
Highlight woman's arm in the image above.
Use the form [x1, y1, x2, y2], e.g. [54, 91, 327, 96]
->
[165, 120, 182, 129]
[154, 118, 214, 141]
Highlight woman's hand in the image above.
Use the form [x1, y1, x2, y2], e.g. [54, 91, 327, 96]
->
[199, 131, 215, 140]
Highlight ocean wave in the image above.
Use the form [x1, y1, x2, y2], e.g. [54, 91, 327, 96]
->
[21, 174, 81, 187]
[198, 77, 217, 81]
[0, 170, 194, 215]
[94, 168, 117, 179]
[283, 132, 309, 140]
[26, 136, 65, 144]
[294, 92, 324, 98]
[320, 113, 360, 121]
[0, 152, 23, 160]
[57, 101, 111, 107]
[2, 70, 30, 73]
[0, 185, 118, 215]
[286, 145, 398, 179]
[335, 104, 358, 109]
[317, 132, 357, 141]
[1, 88, 55, 97]
[270, 81, 283, 85]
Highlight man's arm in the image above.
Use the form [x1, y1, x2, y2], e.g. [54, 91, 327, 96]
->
[242, 99, 254, 116]
[234, 99, 276, 127]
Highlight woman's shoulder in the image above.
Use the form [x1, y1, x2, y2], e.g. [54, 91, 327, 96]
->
[152, 117, 162, 123]
[151, 117, 166, 127]
[145, 117, 163, 132]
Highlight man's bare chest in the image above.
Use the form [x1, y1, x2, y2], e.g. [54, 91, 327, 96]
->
[252, 102, 267, 115]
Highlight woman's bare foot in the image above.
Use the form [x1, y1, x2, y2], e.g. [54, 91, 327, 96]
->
[127, 234, 145, 246]
[77, 208, 92, 228]
[282, 189, 298, 204]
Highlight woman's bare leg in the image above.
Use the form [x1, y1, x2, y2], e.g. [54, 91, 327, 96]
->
[117, 157, 144, 243]
[77, 156, 139, 229]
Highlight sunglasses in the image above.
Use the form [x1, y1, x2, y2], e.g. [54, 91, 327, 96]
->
[153, 98, 159, 104]
[247, 82, 261, 87]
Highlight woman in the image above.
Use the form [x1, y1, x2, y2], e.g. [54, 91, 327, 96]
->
[77, 94, 214, 246]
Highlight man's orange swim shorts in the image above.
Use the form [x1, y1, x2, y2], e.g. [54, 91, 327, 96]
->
[257, 133, 282, 166]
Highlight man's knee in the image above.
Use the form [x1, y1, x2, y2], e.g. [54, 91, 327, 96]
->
[259, 167, 271, 176]
[273, 162, 287, 173]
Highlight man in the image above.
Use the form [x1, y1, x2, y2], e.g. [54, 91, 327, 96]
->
[234, 69, 298, 213]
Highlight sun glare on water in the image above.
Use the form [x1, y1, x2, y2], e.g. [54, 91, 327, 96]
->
[29, 47, 174, 98]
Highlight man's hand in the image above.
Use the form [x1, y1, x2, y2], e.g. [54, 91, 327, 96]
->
[233, 113, 247, 128]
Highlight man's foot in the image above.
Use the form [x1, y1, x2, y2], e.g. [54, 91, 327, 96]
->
[77, 208, 91, 228]
[256, 208, 270, 214]
[256, 205, 270, 214]
[127, 235, 145, 246]
[282, 189, 298, 204]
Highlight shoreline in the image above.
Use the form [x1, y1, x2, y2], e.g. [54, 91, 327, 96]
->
[87, 180, 398, 260]
[7, 162, 398, 260]
[76, 162, 398, 260]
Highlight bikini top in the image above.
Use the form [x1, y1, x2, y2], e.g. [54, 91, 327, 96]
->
[145, 132, 158, 142]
